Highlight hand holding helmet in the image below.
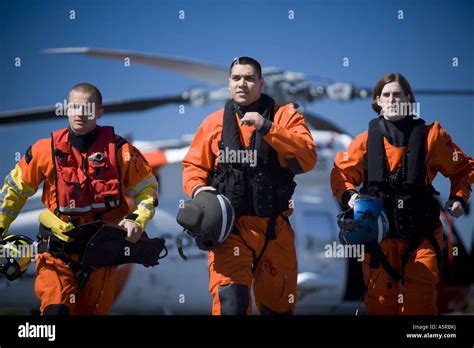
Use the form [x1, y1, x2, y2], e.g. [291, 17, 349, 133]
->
[348, 193, 359, 208]
[445, 198, 464, 218]
[176, 191, 235, 258]
[338, 194, 389, 245]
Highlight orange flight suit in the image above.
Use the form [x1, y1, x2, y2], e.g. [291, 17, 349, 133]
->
[183, 103, 317, 315]
[331, 121, 473, 315]
[0, 127, 159, 315]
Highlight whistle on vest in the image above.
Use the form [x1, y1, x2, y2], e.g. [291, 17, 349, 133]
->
[38, 210, 76, 243]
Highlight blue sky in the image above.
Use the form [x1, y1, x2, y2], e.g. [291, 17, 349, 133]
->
[0, 0, 473, 238]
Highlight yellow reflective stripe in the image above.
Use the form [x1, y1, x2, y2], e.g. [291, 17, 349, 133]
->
[6, 173, 34, 197]
[58, 205, 92, 213]
[138, 201, 154, 212]
[127, 175, 157, 198]
[0, 207, 19, 217]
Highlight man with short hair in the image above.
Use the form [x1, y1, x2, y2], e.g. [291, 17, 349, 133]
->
[183, 57, 317, 315]
[0, 83, 159, 315]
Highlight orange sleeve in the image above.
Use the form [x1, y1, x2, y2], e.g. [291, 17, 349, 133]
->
[17, 138, 50, 190]
[330, 131, 368, 203]
[0, 139, 49, 233]
[262, 104, 317, 174]
[118, 142, 154, 187]
[426, 122, 473, 203]
[182, 113, 219, 198]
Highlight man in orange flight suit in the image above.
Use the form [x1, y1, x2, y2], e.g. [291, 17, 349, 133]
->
[0, 83, 159, 315]
[182, 57, 317, 315]
[331, 73, 473, 315]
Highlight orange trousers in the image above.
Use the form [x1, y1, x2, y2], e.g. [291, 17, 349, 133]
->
[362, 226, 442, 315]
[208, 215, 298, 315]
[34, 252, 117, 315]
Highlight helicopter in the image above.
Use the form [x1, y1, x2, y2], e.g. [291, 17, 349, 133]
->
[0, 47, 472, 314]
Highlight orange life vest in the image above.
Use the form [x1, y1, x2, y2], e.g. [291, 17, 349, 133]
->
[51, 126, 121, 215]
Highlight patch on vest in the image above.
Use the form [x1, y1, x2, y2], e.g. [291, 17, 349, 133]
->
[25, 146, 33, 164]
[292, 102, 303, 113]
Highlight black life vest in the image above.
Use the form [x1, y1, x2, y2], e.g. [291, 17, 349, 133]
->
[209, 94, 296, 218]
[363, 116, 441, 239]
[362, 116, 442, 284]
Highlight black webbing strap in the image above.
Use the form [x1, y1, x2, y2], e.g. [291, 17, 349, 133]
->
[177, 229, 188, 260]
[251, 216, 277, 273]
[37, 227, 96, 290]
[368, 243, 402, 283]
[369, 233, 442, 285]
[399, 237, 422, 285]
[367, 118, 385, 184]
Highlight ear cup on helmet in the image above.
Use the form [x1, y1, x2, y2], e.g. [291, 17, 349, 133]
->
[176, 191, 235, 251]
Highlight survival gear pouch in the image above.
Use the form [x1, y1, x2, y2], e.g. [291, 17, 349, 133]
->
[250, 169, 296, 217]
[60, 221, 167, 267]
[210, 166, 296, 218]
[210, 166, 246, 216]
[273, 172, 297, 214]
[391, 186, 441, 239]
[250, 170, 274, 217]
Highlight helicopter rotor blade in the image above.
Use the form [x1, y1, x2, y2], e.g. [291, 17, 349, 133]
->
[352, 87, 474, 100]
[42, 47, 229, 85]
[0, 95, 189, 125]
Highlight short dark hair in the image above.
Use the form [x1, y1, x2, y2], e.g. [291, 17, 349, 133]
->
[371, 73, 415, 114]
[229, 57, 262, 79]
[68, 83, 103, 108]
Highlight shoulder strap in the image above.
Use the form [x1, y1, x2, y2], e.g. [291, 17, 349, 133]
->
[115, 136, 128, 150]
[253, 94, 276, 164]
[367, 117, 385, 184]
[221, 100, 242, 152]
[367, 117, 426, 186]
[404, 118, 426, 186]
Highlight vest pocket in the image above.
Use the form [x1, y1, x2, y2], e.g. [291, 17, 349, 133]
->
[393, 192, 440, 238]
[274, 181, 296, 213]
[92, 180, 120, 204]
[60, 167, 87, 186]
[213, 167, 246, 216]
[252, 173, 274, 217]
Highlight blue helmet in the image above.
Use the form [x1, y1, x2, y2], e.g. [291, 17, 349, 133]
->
[338, 195, 389, 245]
[353, 194, 383, 221]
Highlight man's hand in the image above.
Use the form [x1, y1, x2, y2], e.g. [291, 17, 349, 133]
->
[348, 193, 359, 209]
[193, 186, 216, 197]
[118, 219, 143, 243]
[445, 199, 464, 218]
[240, 112, 264, 130]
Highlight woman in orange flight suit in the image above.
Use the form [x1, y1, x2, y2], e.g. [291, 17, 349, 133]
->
[331, 73, 473, 315]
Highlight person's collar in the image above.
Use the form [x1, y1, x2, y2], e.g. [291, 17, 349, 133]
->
[234, 97, 261, 119]
[379, 116, 414, 147]
[68, 126, 99, 152]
